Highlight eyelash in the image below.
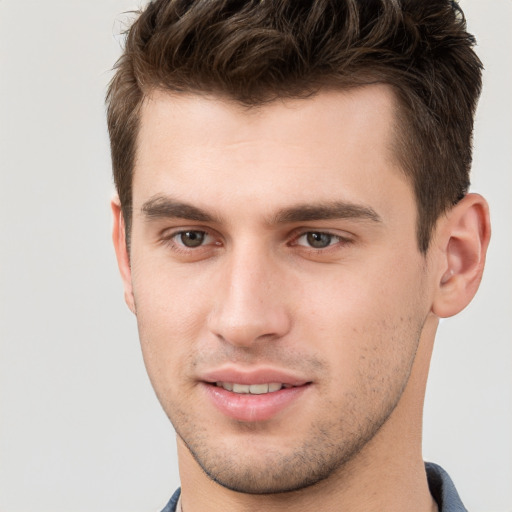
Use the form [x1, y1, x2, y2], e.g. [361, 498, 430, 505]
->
[290, 231, 351, 251]
[161, 230, 219, 254]
[160, 228, 353, 256]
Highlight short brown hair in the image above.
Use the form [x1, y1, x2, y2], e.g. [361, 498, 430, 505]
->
[106, 0, 482, 252]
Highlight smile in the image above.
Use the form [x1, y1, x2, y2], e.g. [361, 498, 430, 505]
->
[204, 381, 310, 422]
[215, 382, 294, 394]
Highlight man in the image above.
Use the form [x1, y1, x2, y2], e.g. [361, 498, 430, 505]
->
[107, 1, 490, 511]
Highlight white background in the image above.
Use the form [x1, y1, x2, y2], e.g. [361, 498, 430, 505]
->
[0, 1, 510, 511]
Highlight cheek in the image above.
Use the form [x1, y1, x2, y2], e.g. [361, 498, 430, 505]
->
[298, 259, 427, 384]
[132, 247, 211, 326]
[130, 258, 212, 383]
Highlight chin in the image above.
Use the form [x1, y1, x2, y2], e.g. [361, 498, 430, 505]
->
[176, 422, 370, 495]
[192, 451, 337, 495]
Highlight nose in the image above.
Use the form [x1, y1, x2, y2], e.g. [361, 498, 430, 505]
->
[207, 243, 292, 348]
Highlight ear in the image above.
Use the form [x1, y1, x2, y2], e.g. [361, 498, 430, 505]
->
[432, 193, 491, 318]
[111, 195, 136, 314]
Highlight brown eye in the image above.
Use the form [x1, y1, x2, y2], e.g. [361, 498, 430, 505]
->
[305, 232, 333, 248]
[178, 231, 206, 247]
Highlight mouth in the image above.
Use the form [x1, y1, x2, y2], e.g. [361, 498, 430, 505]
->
[201, 373, 312, 422]
[213, 382, 296, 394]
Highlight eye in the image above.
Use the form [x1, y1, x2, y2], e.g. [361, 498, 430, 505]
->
[160, 228, 221, 260]
[296, 231, 339, 249]
[174, 230, 210, 248]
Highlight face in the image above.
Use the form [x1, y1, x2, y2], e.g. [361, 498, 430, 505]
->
[122, 86, 435, 493]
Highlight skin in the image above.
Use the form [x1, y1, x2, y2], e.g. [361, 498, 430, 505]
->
[112, 85, 490, 512]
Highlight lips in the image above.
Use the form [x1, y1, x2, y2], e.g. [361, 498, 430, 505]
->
[200, 367, 311, 422]
[215, 382, 294, 394]
[201, 367, 309, 387]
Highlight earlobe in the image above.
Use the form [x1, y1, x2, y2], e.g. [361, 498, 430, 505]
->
[432, 193, 491, 318]
[111, 195, 136, 314]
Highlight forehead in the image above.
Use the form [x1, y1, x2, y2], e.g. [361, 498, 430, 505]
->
[133, 86, 414, 226]
[137, 85, 400, 163]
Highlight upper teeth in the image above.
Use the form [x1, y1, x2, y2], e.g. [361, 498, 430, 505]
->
[216, 382, 290, 394]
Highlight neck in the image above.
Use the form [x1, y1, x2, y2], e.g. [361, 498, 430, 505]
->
[177, 316, 439, 512]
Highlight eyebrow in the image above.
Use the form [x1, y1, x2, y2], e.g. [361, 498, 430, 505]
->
[142, 196, 219, 223]
[141, 195, 382, 225]
[271, 202, 382, 224]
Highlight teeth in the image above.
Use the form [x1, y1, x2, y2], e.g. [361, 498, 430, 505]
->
[249, 384, 269, 394]
[216, 381, 233, 391]
[215, 382, 285, 394]
[232, 383, 250, 393]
